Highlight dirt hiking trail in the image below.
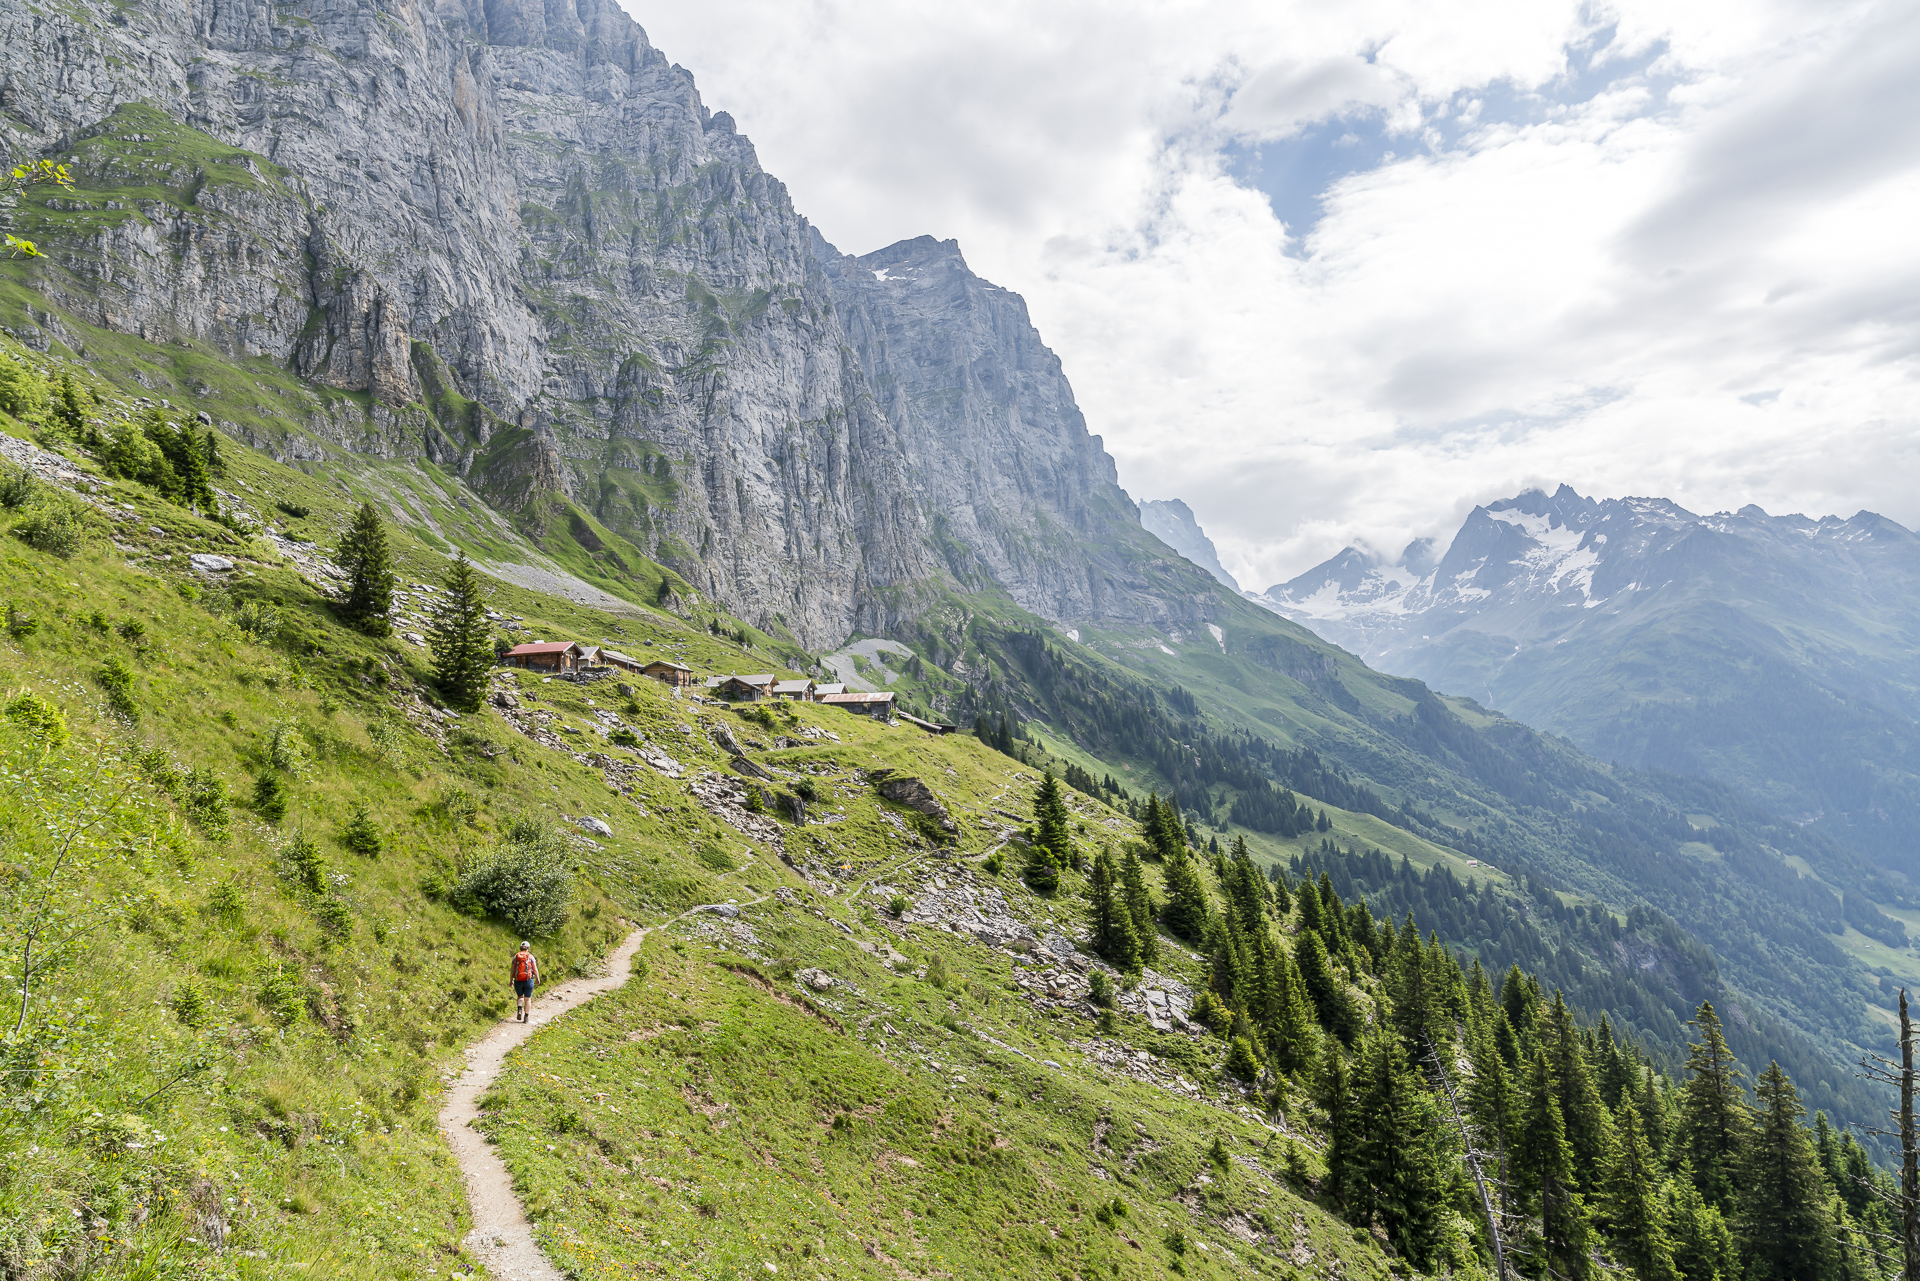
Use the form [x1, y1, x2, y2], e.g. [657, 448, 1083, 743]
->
[439, 892, 764, 1280]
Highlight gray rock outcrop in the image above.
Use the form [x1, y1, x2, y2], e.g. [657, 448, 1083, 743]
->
[0, 0, 1225, 648]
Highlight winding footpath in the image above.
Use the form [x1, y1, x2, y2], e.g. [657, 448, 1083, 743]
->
[439, 891, 765, 1280]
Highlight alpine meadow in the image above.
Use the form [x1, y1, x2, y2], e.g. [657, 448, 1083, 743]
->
[1, 1, 1918, 1279]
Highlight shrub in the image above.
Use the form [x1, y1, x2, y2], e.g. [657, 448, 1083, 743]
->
[4, 600, 36, 640]
[888, 894, 910, 917]
[3, 690, 67, 746]
[285, 832, 326, 892]
[0, 352, 48, 420]
[232, 599, 282, 644]
[313, 895, 352, 939]
[1224, 1035, 1263, 1082]
[454, 818, 573, 937]
[253, 771, 289, 823]
[341, 800, 382, 855]
[259, 970, 306, 1026]
[608, 728, 639, 748]
[925, 954, 950, 989]
[267, 722, 309, 775]
[1097, 1008, 1119, 1035]
[982, 852, 1003, 876]
[793, 777, 818, 803]
[98, 418, 167, 485]
[696, 842, 735, 872]
[1088, 971, 1115, 1008]
[170, 979, 210, 1028]
[115, 617, 147, 644]
[275, 501, 310, 519]
[95, 657, 137, 718]
[207, 881, 245, 922]
[0, 463, 38, 509]
[13, 494, 96, 558]
[742, 784, 765, 814]
[1208, 1134, 1233, 1172]
[183, 767, 230, 839]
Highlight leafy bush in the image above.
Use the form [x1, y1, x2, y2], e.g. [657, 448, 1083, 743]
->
[267, 721, 309, 775]
[98, 418, 168, 485]
[12, 493, 98, 558]
[793, 777, 819, 803]
[232, 599, 282, 644]
[3, 690, 68, 746]
[0, 352, 48, 420]
[94, 657, 137, 718]
[454, 817, 573, 937]
[982, 852, 1003, 876]
[341, 800, 382, 856]
[0, 463, 38, 509]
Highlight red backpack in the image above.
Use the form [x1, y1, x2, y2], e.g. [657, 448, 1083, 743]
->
[513, 951, 535, 981]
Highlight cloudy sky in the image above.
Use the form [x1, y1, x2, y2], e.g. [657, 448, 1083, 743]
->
[627, 0, 1920, 590]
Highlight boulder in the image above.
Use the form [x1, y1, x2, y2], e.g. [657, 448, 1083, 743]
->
[188, 553, 234, 574]
[797, 967, 835, 991]
[576, 815, 613, 837]
[872, 776, 958, 835]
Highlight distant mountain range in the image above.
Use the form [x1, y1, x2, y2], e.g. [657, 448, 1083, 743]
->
[1253, 484, 1920, 881]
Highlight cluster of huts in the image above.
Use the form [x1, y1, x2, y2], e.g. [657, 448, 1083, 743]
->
[499, 640, 904, 722]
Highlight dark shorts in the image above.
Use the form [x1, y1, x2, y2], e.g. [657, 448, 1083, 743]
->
[513, 979, 534, 997]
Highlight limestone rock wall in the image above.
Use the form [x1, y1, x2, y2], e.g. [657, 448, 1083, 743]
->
[0, 0, 1213, 646]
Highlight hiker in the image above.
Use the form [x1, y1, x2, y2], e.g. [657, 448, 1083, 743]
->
[511, 941, 540, 1022]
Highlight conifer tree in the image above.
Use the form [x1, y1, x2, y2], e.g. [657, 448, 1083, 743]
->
[1319, 1039, 1361, 1211]
[1514, 1048, 1593, 1279]
[1295, 928, 1358, 1044]
[1665, 1161, 1738, 1281]
[1033, 771, 1073, 871]
[1678, 1001, 1751, 1211]
[1022, 827, 1060, 894]
[1604, 1107, 1680, 1281]
[1087, 848, 1139, 970]
[1735, 1061, 1836, 1281]
[1546, 991, 1613, 1193]
[1267, 949, 1319, 1076]
[429, 550, 494, 713]
[336, 502, 398, 637]
[1119, 846, 1158, 965]
[1159, 845, 1210, 942]
[1352, 1034, 1446, 1269]
[1139, 793, 1168, 859]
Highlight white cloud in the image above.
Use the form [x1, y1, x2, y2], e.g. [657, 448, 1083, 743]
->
[623, 0, 1920, 592]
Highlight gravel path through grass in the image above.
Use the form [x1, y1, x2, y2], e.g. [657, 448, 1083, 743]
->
[440, 888, 767, 1280]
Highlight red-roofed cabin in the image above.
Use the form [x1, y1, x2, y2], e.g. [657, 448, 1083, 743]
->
[504, 641, 587, 672]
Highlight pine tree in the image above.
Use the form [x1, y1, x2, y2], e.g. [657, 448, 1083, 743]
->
[1023, 827, 1060, 894]
[1139, 793, 1169, 859]
[429, 550, 494, 713]
[1087, 848, 1139, 969]
[336, 502, 398, 637]
[1159, 846, 1210, 942]
[1033, 771, 1073, 871]
[1678, 1001, 1751, 1211]
[1735, 1061, 1836, 1281]
[1546, 991, 1613, 1193]
[1605, 1107, 1680, 1281]
[1319, 1039, 1361, 1211]
[1116, 845, 1158, 965]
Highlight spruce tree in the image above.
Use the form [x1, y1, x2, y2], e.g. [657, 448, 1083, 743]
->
[1514, 1048, 1594, 1279]
[1319, 1039, 1361, 1211]
[1735, 1061, 1836, 1281]
[1546, 991, 1613, 1193]
[1604, 1107, 1680, 1281]
[1033, 772, 1073, 870]
[1119, 846, 1158, 965]
[1295, 929, 1358, 1044]
[1022, 828, 1060, 894]
[429, 550, 494, 713]
[1665, 1162, 1738, 1281]
[1087, 848, 1139, 969]
[337, 502, 398, 637]
[1267, 949, 1319, 1076]
[1353, 1034, 1446, 1269]
[1678, 1001, 1751, 1211]
[1159, 845, 1210, 942]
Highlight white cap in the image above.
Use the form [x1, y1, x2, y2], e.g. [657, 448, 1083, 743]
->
[521, 941, 530, 949]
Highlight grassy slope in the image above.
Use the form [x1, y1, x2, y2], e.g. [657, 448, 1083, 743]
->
[0, 420, 1398, 1278]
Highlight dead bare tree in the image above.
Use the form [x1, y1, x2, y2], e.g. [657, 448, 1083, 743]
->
[1858, 987, 1920, 1281]
[1425, 1032, 1510, 1281]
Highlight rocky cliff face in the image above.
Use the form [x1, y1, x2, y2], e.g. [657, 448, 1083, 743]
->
[0, 0, 1212, 647]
